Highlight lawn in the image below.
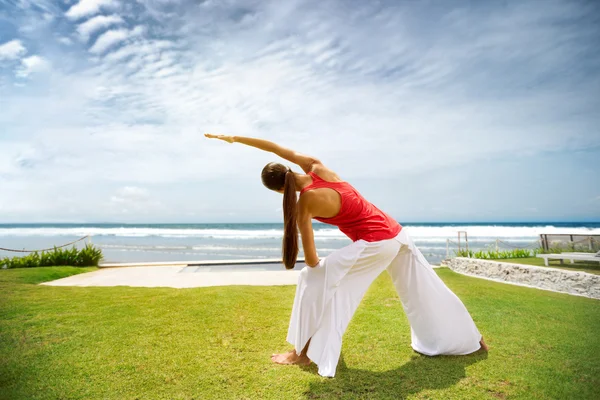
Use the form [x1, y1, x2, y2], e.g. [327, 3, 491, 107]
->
[498, 257, 600, 275]
[1, 266, 599, 399]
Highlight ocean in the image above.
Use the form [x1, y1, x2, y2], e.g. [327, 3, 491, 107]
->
[1, 222, 599, 266]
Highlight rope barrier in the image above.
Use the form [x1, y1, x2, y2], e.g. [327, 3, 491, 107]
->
[0, 235, 90, 253]
[444, 234, 599, 260]
[544, 236, 597, 245]
[447, 239, 540, 250]
[497, 240, 540, 249]
[571, 237, 588, 244]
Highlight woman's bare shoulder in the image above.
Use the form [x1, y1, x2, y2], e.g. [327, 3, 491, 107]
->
[311, 163, 344, 182]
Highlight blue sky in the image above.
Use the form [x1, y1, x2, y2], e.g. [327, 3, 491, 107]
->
[0, 0, 599, 223]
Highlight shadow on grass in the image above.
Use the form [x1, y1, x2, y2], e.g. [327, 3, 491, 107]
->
[303, 350, 489, 399]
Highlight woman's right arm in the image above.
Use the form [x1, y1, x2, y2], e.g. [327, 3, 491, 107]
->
[297, 193, 320, 267]
[205, 134, 321, 173]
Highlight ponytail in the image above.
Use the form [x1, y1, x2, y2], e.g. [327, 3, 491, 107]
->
[282, 170, 298, 269]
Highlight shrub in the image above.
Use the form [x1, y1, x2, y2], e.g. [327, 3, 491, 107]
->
[77, 244, 103, 267]
[0, 245, 103, 269]
[538, 246, 598, 254]
[454, 249, 474, 258]
[455, 248, 534, 259]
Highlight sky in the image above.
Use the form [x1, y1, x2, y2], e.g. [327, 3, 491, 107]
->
[0, 0, 599, 224]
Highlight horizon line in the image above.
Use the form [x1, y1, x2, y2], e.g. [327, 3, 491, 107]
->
[1, 221, 599, 225]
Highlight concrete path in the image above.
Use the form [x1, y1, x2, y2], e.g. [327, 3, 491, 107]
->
[41, 263, 302, 288]
[41, 260, 442, 289]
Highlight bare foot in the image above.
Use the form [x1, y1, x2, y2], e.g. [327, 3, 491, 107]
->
[479, 337, 489, 352]
[271, 350, 311, 366]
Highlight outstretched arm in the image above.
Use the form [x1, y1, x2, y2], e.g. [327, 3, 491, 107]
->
[205, 134, 320, 173]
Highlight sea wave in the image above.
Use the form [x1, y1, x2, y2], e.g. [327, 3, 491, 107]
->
[0, 225, 597, 239]
[98, 243, 339, 252]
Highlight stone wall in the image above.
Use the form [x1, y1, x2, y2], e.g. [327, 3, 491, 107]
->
[444, 257, 600, 300]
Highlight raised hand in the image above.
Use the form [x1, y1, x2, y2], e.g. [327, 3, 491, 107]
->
[204, 133, 235, 143]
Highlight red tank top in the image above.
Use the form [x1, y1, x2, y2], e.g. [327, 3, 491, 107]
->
[300, 172, 402, 242]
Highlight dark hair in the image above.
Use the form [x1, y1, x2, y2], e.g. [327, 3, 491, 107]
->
[261, 162, 298, 269]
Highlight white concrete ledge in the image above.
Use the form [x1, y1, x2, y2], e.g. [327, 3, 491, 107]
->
[445, 257, 600, 300]
[99, 258, 305, 268]
[41, 265, 301, 288]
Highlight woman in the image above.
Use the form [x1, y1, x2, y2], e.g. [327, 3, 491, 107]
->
[205, 133, 488, 378]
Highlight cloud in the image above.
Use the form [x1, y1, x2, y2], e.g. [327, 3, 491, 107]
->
[57, 37, 74, 46]
[16, 55, 50, 78]
[65, 0, 119, 20]
[89, 26, 144, 54]
[109, 186, 163, 214]
[0, 40, 27, 60]
[77, 14, 125, 41]
[110, 186, 149, 204]
[0, 0, 599, 222]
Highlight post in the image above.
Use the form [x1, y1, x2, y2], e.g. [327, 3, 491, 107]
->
[446, 239, 449, 259]
[569, 235, 574, 251]
[590, 237, 593, 251]
[540, 234, 548, 251]
[496, 239, 499, 253]
[465, 231, 469, 253]
[457, 232, 461, 252]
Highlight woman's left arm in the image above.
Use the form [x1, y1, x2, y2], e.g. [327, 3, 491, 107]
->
[297, 195, 320, 267]
[204, 133, 320, 173]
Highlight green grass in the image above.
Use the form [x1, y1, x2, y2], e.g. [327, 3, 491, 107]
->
[497, 257, 600, 275]
[0, 266, 98, 284]
[1, 267, 599, 400]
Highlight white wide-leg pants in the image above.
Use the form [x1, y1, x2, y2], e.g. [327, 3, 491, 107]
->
[286, 229, 482, 377]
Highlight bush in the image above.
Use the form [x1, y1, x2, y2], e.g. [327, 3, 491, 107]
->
[0, 244, 103, 269]
[455, 249, 474, 258]
[77, 244, 103, 267]
[455, 248, 536, 259]
[537, 246, 597, 254]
